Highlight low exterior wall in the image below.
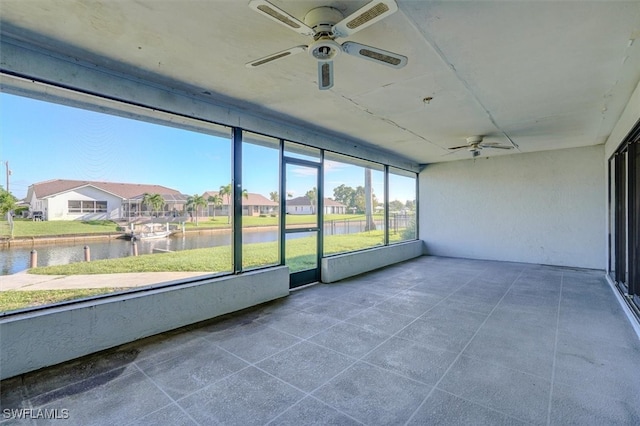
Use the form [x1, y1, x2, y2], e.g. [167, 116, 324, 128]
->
[321, 241, 424, 283]
[0, 266, 289, 380]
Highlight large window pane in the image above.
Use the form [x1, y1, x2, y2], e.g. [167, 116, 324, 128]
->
[0, 92, 232, 313]
[286, 232, 317, 273]
[285, 162, 319, 229]
[388, 167, 417, 243]
[242, 132, 280, 270]
[323, 152, 385, 255]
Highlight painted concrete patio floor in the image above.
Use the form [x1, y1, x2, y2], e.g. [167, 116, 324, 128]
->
[1, 256, 639, 425]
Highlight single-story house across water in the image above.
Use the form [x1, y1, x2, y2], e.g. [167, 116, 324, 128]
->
[202, 191, 278, 217]
[285, 196, 346, 215]
[25, 179, 188, 221]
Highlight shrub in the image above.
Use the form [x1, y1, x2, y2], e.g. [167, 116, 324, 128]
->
[401, 216, 416, 240]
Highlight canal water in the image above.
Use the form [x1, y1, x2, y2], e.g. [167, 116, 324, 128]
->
[1, 230, 269, 275]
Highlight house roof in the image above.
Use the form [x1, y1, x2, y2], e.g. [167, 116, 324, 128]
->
[129, 193, 189, 203]
[286, 196, 345, 207]
[30, 179, 183, 200]
[202, 191, 278, 207]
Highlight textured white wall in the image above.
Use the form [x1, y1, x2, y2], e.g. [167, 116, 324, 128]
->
[1, 267, 290, 379]
[419, 145, 605, 269]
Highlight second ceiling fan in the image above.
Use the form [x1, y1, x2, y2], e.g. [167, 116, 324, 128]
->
[246, 0, 408, 90]
[448, 136, 514, 158]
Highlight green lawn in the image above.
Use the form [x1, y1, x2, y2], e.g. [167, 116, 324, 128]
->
[3, 219, 121, 238]
[0, 288, 126, 312]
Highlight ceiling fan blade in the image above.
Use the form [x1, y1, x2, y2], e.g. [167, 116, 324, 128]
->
[442, 148, 467, 156]
[448, 145, 472, 150]
[480, 145, 513, 150]
[318, 60, 334, 90]
[246, 46, 306, 68]
[342, 41, 407, 68]
[249, 0, 314, 36]
[332, 0, 398, 38]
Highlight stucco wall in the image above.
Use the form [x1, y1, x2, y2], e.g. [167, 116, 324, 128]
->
[321, 240, 424, 283]
[419, 145, 605, 269]
[0, 267, 289, 380]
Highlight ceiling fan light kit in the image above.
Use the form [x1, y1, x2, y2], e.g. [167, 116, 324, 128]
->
[247, 0, 408, 90]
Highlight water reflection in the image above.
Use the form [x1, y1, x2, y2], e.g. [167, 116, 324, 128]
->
[1, 231, 239, 275]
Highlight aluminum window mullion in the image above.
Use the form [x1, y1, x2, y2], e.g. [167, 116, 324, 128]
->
[384, 165, 389, 246]
[318, 150, 324, 273]
[232, 127, 243, 273]
[279, 139, 286, 266]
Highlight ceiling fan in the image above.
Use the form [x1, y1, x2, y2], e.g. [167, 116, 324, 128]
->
[246, 0, 408, 90]
[448, 136, 514, 158]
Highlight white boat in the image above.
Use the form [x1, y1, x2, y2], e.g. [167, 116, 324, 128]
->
[127, 223, 175, 240]
[135, 230, 173, 240]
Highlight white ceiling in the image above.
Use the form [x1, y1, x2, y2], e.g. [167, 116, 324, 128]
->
[1, 0, 639, 164]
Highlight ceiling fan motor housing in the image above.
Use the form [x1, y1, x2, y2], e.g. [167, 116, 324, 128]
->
[304, 6, 343, 34]
[246, 0, 407, 90]
[304, 7, 344, 62]
[466, 136, 483, 145]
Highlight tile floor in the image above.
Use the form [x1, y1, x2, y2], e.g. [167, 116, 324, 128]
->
[1, 256, 639, 425]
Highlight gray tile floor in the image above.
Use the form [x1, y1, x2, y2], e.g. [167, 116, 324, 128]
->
[2, 256, 640, 425]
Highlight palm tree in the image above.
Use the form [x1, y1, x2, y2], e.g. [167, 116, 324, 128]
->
[186, 194, 208, 226]
[305, 187, 317, 214]
[364, 168, 376, 231]
[269, 191, 279, 203]
[218, 184, 232, 224]
[207, 194, 223, 219]
[141, 193, 165, 218]
[219, 183, 248, 224]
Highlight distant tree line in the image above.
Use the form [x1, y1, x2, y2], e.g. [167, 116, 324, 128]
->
[332, 184, 377, 215]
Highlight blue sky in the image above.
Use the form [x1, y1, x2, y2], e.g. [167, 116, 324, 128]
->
[0, 93, 414, 203]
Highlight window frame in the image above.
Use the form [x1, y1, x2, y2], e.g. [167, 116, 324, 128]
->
[0, 83, 419, 316]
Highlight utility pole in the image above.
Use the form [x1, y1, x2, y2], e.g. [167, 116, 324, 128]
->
[4, 161, 9, 193]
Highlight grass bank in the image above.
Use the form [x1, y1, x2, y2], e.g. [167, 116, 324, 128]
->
[4, 220, 120, 238]
[0, 288, 126, 312]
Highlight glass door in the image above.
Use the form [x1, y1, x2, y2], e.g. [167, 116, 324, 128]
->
[629, 142, 639, 309]
[283, 159, 321, 288]
[614, 151, 629, 293]
[609, 129, 640, 317]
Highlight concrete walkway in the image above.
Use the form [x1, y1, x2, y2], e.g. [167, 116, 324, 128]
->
[0, 271, 209, 291]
